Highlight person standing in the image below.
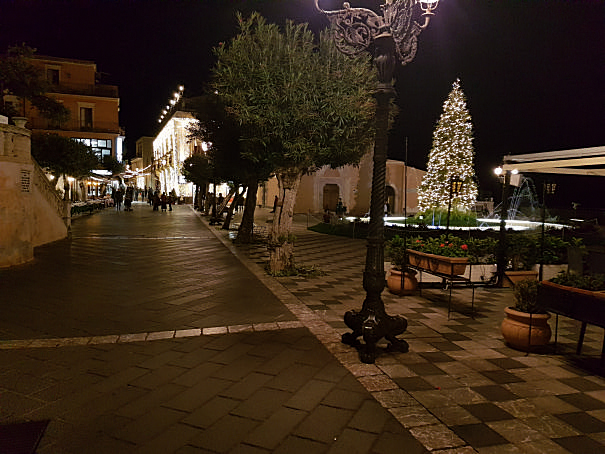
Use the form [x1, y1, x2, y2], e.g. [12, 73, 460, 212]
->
[115, 189, 123, 211]
[160, 192, 167, 212]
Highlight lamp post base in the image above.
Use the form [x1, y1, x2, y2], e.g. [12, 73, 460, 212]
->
[342, 303, 409, 364]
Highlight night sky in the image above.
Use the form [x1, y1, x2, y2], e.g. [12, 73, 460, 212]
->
[1, 0, 604, 208]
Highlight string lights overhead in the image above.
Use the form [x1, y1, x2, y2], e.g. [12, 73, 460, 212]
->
[158, 85, 184, 123]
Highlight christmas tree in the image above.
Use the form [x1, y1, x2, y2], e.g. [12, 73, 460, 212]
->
[417, 79, 477, 213]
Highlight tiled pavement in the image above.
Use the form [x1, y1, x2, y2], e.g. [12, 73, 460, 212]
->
[2, 203, 605, 453]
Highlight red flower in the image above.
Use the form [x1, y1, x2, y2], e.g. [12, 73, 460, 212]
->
[448, 243, 454, 247]
[440, 244, 445, 247]
[461, 244, 468, 250]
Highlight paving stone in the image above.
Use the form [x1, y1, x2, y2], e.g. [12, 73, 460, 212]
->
[182, 396, 240, 429]
[272, 435, 327, 454]
[553, 435, 605, 454]
[112, 406, 186, 445]
[164, 377, 234, 412]
[293, 404, 354, 443]
[451, 423, 509, 448]
[284, 379, 335, 411]
[243, 406, 307, 450]
[189, 414, 259, 452]
[231, 388, 293, 421]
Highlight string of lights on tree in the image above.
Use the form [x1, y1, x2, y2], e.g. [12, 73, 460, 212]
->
[417, 78, 478, 212]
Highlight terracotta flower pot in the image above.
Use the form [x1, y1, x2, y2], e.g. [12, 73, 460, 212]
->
[501, 306, 551, 351]
[387, 268, 418, 295]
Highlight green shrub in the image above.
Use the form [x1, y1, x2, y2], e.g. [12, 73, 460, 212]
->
[513, 279, 542, 313]
[549, 271, 605, 291]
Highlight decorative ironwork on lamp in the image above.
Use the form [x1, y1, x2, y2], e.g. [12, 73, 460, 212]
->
[315, 0, 440, 363]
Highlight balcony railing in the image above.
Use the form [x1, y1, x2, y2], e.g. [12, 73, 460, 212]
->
[48, 83, 119, 98]
[28, 117, 121, 134]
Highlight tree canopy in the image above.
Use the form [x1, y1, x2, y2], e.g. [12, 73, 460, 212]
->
[31, 133, 99, 179]
[0, 44, 70, 122]
[212, 13, 377, 174]
[211, 13, 377, 271]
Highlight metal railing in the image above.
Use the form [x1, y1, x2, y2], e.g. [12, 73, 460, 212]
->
[28, 118, 121, 134]
[47, 83, 118, 98]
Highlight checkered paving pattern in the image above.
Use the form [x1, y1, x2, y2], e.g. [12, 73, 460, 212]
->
[228, 217, 605, 453]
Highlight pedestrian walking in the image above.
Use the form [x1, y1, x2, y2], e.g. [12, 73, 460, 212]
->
[160, 192, 167, 212]
[153, 190, 160, 211]
[115, 189, 123, 211]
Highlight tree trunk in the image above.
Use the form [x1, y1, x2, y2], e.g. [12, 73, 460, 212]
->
[222, 186, 243, 230]
[237, 181, 259, 244]
[268, 169, 303, 273]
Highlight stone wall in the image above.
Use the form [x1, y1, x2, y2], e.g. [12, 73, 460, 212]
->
[0, 123, 69, 267]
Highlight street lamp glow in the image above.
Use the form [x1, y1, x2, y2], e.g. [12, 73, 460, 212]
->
[494, 166, 503, 176]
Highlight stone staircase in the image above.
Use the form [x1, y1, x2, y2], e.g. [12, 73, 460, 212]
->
[0, 121, 70, 267]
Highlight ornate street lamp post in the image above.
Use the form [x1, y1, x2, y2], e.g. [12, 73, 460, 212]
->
[494, 166, 518, 287]
[315, 0, 440, 363]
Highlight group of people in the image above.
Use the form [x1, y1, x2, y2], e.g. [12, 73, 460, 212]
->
[147, 188, 173, 212]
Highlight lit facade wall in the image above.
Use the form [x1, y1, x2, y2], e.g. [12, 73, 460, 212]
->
[24, 56, 124, 162]
[153, 112, 198, 198]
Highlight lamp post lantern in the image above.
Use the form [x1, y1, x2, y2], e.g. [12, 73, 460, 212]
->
[315, 0, 440, 364]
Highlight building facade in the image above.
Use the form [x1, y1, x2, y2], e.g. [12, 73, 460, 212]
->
[21, 55, 124, 163]
[259, 155, 426, 217]
[153, 104, 205, 200]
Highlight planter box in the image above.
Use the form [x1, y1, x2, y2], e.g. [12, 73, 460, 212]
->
[407, 249, 468, 276]
[538, 281, 605, 329]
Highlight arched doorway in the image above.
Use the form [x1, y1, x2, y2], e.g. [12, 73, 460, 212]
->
[386, 186, 395, 214]
[323, 184, 340, 211]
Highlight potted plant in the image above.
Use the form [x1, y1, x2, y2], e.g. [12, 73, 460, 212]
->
[385, 235, 418, 295]
[501, 278, 551, 351]
[503, 233, 539, 287]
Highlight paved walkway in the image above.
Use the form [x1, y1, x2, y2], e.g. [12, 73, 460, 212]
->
[1, 202, 605, 453]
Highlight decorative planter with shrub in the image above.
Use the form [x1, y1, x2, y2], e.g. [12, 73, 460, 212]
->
[385, 235, 418, 295]
[501, 278, 552, 351]
[537, 272, 605, 356]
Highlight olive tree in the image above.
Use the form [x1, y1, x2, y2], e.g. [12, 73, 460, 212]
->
[212, 13, 376, 272]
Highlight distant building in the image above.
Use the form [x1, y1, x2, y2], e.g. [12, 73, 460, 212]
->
[7, 55, 125, 200]
[152, 95, 206, 200]
[19, 55, 124, 163]
[258, 155, 425, 217]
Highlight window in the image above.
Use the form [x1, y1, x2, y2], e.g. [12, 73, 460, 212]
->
[47, 68, 60, 85]
[74, 138, 112, 159]
[80, 107, 93, 130]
